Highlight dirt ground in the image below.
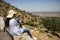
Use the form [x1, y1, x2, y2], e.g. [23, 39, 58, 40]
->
[31, 30, 60, 40]
[0, 30, 60, 40]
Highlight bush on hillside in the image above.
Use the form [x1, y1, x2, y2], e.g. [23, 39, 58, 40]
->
[42, 17, 60, 32]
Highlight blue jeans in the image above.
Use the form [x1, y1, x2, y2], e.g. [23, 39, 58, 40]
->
[23, 29, 33, 38]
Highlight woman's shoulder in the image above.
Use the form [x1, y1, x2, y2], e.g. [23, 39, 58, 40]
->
[9, 18, 15, 22]
[16, 18, 19, 21]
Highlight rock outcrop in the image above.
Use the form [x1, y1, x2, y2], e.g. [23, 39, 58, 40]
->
[0, 16, 5, 31]
[0, 31, 33, 40]
[14, 33, 32, 40]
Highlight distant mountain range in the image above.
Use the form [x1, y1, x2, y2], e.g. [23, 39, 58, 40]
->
[31, 12, 60, 17]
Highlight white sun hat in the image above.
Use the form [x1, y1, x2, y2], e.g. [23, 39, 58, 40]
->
[7, 10, 17, 18]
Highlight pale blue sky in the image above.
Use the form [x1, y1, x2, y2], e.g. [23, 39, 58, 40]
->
[4, 0, 60, 12]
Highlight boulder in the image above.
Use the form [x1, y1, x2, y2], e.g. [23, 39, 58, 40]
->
[0, 17, 5, 31]
[14, 33, 33, 40]
[0, 31, 33, 40]
[0, 31, 11, 40]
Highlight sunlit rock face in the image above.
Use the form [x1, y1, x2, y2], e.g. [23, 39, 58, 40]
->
[14, 33, 32, 40]
[0, 32, 11, 40]
[0, 32, 33, 40]
[0, 17, 5, 31]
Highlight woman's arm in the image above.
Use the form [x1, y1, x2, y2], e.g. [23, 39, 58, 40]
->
[16, 18, 22, 28]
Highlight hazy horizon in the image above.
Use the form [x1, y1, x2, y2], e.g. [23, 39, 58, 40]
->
[30, 11, 60, 13]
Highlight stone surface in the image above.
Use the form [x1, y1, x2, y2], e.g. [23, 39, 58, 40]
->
[0, 17, 5, 31]
[0, 31, 33, 40]
[0, 31, 11, 40]
[0, 30, 60, 40]
[14, 33, 32, 40]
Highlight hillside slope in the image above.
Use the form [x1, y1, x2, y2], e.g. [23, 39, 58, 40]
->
[0, 0, 60, 40]
[0, 0, 42, 27]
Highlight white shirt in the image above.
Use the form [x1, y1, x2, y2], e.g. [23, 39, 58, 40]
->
[9, 18, 24, 36]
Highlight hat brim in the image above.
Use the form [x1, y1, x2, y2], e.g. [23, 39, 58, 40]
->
[7, 10, 17, 18]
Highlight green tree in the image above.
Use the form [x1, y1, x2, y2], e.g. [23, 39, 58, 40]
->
[42, 17, 60, 32]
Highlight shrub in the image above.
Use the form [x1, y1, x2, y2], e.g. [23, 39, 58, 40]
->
[42, 17, 60, 32]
